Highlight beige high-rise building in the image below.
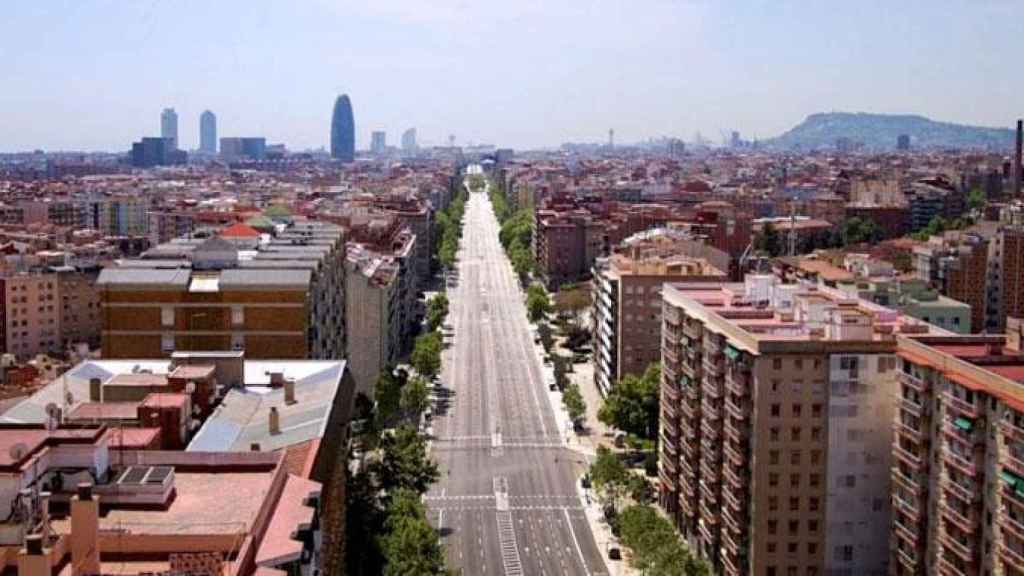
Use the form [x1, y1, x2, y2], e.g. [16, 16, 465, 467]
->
[659, 275, 943, 576]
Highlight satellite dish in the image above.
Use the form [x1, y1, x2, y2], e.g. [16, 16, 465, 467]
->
[9, 442, 28, 462]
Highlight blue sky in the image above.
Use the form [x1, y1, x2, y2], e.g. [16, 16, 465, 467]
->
[0, 0, 1020, 152]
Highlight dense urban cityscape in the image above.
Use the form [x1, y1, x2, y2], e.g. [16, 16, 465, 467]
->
[5, 3, 1024, 576]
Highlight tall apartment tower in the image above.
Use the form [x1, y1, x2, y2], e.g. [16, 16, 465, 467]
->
[401, 127, 417, 151]
[371, 131, 386, 155]
[659, 276, 941, 576]
[199, 110, 217, 154]
[891, 320, 1024, 576]
[1015, 119, 1022, 197]
[160, 108, 178, 150]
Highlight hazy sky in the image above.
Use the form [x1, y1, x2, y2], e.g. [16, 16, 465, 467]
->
[1, 0, 1021, 152]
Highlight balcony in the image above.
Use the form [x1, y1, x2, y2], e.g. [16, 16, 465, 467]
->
[721, 484, 744, 511]
[1003, 417, 1024, 442]
[722, 464, 748, 489]
[662, 402, 678, 424]
[663, 345, 680, 365]
[900, 370, 929, 393]
[1004, 449, 1024, 479]
[894, 515, 920, 544]
[659, 467, 677, 491]
[679, 452, 696, 477]
[704, 336, 722, 355]
[943, 391, 982, 418]
[894, 443, 926, 470]
[940, 528, 976, 563]
[698, 518, 718, 546]
[699, 479, 719, 503]
[943, 418, 985, 447]
[679, 418, 697, 441]
[943, 445, 983, 477]
[724, 372, 749, 396]
[680, 361, 699, 379]
[940, 500, 980, 533]
[679, 398, 698, 420]
[699, 500, 721, 525]
[895, 493, 922, 521]
[999, 540, 1024, 573]
[721, 506, 740, 534]
[895, 418, 925, 443]
[1003, 482, 1024, 510]
[942, 472, 980, 505]
[721, 552, 740, 576]
[702, 461, 721, 484]
[725, 397, 749, 421]
[702, 378, 723, 399]
[1001, 508, 1024, 542]
[663, 383, 680, 404]
[901, 395, 928, 418]
[661, 456, 678, 476]
[723, 418, 749, 444]
[702, 399, 723, 420]
[661, 431, 678, 456]
[679, 474, 696, 498]
[682, 322, 702, 340]
[703, 357, 724, 375]
[701, 420, 721, 441]
[937, 554, 974, 576]
[892, 466, 925, 495]
[723, 442, 746, 466]
[896, 546, 920, 571]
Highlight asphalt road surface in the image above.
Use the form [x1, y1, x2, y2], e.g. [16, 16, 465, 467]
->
[426, 180, 608, 576]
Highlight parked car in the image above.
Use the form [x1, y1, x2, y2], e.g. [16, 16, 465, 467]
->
[608, 548, 621, 561]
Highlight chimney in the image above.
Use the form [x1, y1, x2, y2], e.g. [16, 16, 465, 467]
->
[269, 371, 284, 388]
[17, 534, 48, 576]
[269, 406, 280, 435]
[88, 377, 101, 402]
[70, 483, 100, 576]
[284, 378, 296, 405]
[1016, 119, 1023, 197]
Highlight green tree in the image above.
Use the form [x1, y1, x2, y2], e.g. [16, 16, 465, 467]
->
[967, 187, 987, 213]
[554, 285, 591, 327]
[380, 489, 449, 576]
[375, 369, 403, 424]
[411, 331, 443, 379]
[401, 375, 432, 421]
[756, 222, 783, 256]
[617, 504, 710, 576]
[345, 469, 386, 574]
[562, 383, 587, 427]
[426, 293, 450, 332]
[590, 446, 631, 512]
[373, 425, 440, 495]
[598, 362, 661, 439]
[526, 284, 551, 322]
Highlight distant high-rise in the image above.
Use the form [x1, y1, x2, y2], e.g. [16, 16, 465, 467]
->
[401, 128, 417, 151]
[897, 133, 911, 150]
[330, 95, 355, 162]
[371, 131, 386, 155]
[1015, 119, 1022, 197]
[160, 108, 178, 150]
[200, 110, 217, 154]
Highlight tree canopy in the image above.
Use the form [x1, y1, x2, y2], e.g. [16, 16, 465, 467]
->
[562, 383, 586, 426]
[618, 505, 711, 576]
[411, 331, 443, 379]
[380, 489, 450, 576]
[526, 284, 552, 322]
[598, 362, 661, 439]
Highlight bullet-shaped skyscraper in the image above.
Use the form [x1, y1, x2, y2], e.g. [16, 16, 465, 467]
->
[200, 110, 217, 154]
[331, 95, 355, 162]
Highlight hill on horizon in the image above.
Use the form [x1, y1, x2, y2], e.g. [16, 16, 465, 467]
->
[766, 112, 1016, 151]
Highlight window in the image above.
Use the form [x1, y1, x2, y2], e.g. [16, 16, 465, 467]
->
[773, 358, 783, 370]
[768, 542, 777, 554]
[835, 545, 853, 562]
[795, 358, 804, 370]
[231, 333, 244, 351]
[769, 473, 779, 487]
[809, 497, 820, 511]
[770, 427, 780, 442]
[771, 379, 781, 393]
[792, 403, 802, 417]
[791, 451, 801, 466]
[812, 404, 822, 418]
[843, 475, 856, 488]
[811, 450, 821, 465]
[791, 426, 801, 441]
[808, 543, 818, 556]
[161, 333, 175, 352]
[809, 519, 819, 533]
[770, 450, 780, 465]
[769, 496, 779, 511]
[810, 474, 821, 487]
[789, 497, 799, 512]
[161, 306, 174, 327]
[232, 306, 244, 325]
[768, 520, 778, 535]
[788, 542, 798, 554]
[788, 520, 799, 534]
[811, 427, 822, 441]
[771, 404, 781, 417]
[790, 473, 800, 488]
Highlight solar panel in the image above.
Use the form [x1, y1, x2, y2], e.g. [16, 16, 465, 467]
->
[118, 466, 149, 485]
[145, 466, 173, 484]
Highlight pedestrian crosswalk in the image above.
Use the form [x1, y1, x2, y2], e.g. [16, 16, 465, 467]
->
[496, 511, 523, 576]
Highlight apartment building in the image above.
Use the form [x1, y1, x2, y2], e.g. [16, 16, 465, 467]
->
[659, 275, 942, 576]
[98, 220, 347, 362]
[592, 234, 727, 394]
[913, 232, 989, 333]
[0, 272, 61, 359]
[534, 208, 605, 289]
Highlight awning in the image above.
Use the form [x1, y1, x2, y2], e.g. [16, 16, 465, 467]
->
[1001, 470, 1019, 486]
[680, 376, 690, 387]
[953, 417, 973, 431]
[724, 346, 740, 361]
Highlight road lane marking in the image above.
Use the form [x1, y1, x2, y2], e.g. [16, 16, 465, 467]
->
[563, 508, 591, 576]
[496, 511, 523, 576]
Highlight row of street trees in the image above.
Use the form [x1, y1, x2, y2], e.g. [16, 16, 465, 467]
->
[436, 185, 468, 270]
[490, 181, 535, 281]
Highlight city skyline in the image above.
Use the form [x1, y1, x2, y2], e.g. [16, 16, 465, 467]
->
[2, 1, 1023, 152]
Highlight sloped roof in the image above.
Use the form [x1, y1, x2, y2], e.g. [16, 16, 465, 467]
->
[221, 222, 261, 238]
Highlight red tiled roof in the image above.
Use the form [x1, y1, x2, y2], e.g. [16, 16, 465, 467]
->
[221, 222, 261, 238]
